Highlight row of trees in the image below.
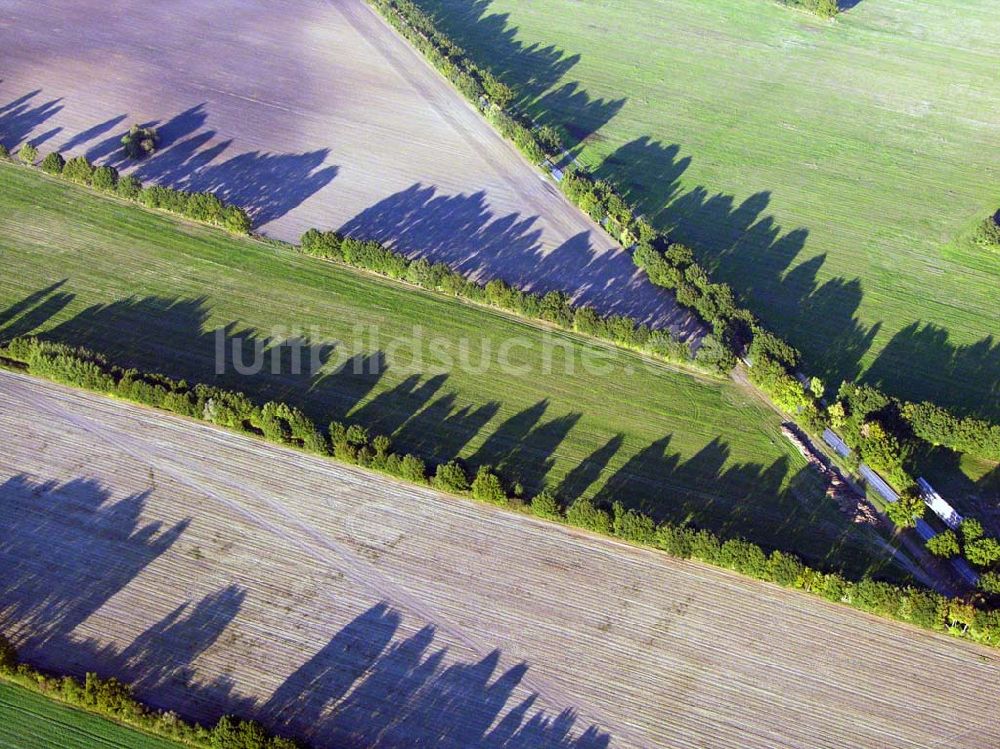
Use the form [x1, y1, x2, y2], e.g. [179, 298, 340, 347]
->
[835, 380, 1000, 478]
[300, 228, 699, 369]
[0, 635, 299, 748]
[3, 334, 999, 647]
[367, 0, 1000, 497]
[1, 143, 251, 234]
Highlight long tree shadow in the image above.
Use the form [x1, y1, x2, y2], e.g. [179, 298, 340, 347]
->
[339, 183, 698, 332]
[5, 97, 338, 228]
[259, 606, 611, 749]
[2, 284, 877, 575]
[0, 90, 64, 151]
[588, 435, 898, 580]
[0, 475, 189, 651]
[1, 287, 566, 489]
[410, 0, 624, 150]
[863, 323, 1000, 420]
[0, 472, 611, 747]
[467, 400, 581, 490]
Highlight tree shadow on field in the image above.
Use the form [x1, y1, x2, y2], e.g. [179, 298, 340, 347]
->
[583, 435, 898, 580]
[596, 137, 882, 388]
[410, 0, 624, 151]
[340, 183, 699, 333]
[467, 400, 581, 490]
[1, 286, 574, 491]
[0, 475, 189, 652]
[595, 136, 1000, 418]
[0, 280, 75, 343]
[258, 605, 612, 749]
[0, 90, 64, 151]
[58, 114, 128, 154]
[65, 102, 338, 228]
[1, 92, 337, 228]
[0, 472, 612, 746]
[863, 323, 1000, 421]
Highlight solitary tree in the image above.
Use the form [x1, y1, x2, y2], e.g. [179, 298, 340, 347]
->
[121, 124, 159, 160]
[816, 0, 839, 19]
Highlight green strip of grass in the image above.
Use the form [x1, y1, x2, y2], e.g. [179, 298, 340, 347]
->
[0, 681, 182, 749]
[0, 162, 901, 577]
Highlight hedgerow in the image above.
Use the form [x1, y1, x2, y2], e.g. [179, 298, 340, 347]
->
[0, 634, 298, 748]
[1, 336, 998, 648]
[22, 148, 251, 234]
[300, 227, 702, 371]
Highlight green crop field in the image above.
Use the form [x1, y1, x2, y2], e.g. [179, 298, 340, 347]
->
[0, 163, 907, 576]
[412, 0, 1000, 420]
[0, 681, 181, 749]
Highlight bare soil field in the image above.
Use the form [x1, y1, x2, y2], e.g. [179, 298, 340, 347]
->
[1, 369, 998, 749]
[0, 0, 692, 332]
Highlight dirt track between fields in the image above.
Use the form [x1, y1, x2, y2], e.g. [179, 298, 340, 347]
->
[0, 0, 697, 335]
[1, 369, 998, 749]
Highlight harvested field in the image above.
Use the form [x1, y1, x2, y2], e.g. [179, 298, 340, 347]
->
[0, 0, 694, 332]
[0, 680, 181, 749]
[1, 370, 999, 749]
[413, 0, 1000, 419]
[0, 162, 904, 577]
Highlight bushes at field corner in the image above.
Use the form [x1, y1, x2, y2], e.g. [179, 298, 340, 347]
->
[974, 212, 1000, 249]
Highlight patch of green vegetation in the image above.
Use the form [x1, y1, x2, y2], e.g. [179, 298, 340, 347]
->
[0, 163, 900, 577]
[0, 680, 181, 749]
[411, 0, 1000, 420]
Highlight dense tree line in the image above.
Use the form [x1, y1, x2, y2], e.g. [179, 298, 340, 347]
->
[3, 335, 999, 648]
[300, 228, 698, 369]
[925, 518, 1000, 594]
[4, 146, 251, 234]
[0, 634, 299, 748]
[364, 0, 999, 488]
[836, 382, 1000, 466]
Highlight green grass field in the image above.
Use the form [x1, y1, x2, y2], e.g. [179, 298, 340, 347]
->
[0, 162, 906, 576]
[413, 0, 1000, 420]
[0, 681, 181, 749]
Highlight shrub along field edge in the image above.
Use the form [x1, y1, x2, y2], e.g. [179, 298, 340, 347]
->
[0, 638, 299, 749]
[2, 338, 998, 648]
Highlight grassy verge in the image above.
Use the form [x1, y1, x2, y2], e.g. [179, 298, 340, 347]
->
[0, 161, 900, 577]
[0, 679, 183, 749]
